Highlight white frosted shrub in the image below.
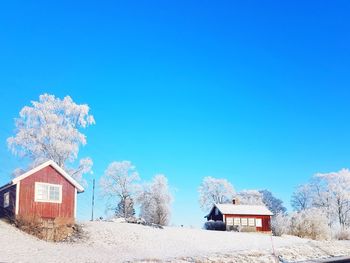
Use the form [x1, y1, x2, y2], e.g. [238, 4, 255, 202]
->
[271, 213, 289, 236]
[289, 208, 330, 240]
[334, 228, 350, 240]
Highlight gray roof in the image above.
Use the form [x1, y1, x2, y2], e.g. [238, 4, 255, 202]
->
[215, 203, 273, 216]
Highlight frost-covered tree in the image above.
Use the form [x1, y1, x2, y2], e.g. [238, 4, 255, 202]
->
[309, 177, 334, 227]
[100, 161, 140, 218]
[291, 169, 350, 230]
[259, 189, 286, 215]
[150, 175, 172, 225]
[289, 208, 331, 240]
[115, 196, 135, 218]
[315, 169, 350, 228]
[198, 177, 235, 211]
[138, 188, 154, 223]
[236, 190, 264, 205]
[291, 184, 313, 212]
[138, 174, 172, 225]
[271, 213, 290, 236]
[7, 93, 95, 181]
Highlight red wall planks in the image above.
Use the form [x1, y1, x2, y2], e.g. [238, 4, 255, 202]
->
[224, 214, 271, 231]
[18, 166, 75, 220]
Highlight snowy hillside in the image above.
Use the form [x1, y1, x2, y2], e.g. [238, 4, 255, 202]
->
[0, 220, 350, 262]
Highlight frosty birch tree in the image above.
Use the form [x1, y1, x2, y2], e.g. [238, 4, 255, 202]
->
[236, 190, 264, 205]
[291, 184, 313, 212]
[115, 196, 135, 218]
[290, 169, 350, 229]
[271, 213, 290, 236]
[289, 208, 331, 240]
[259, 189, 286, 215]
[138, 174, 172, 225]
[100, 161, 140, 218]
[138, 188, 154, 223]
[198, 177, 235, 211]
[150, 175, 172, 225]
[7, 93, 95, 182]
[315, 169, 350, 228]
[310, 177, 334, 227]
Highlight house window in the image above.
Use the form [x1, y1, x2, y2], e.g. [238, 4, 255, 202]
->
[256, 218, 262, 227]
[241, 218, 248, 226]
[3, 192, 9, 208]
[233, 218, 240, 226]
[248, 218, 255, 226]
[226, 217, 233, 226]
[35, 182, 62, 203]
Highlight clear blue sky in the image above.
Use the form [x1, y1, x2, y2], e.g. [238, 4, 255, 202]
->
[1, 1, 350, 227]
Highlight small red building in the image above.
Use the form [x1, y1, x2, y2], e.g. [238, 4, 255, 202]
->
[205, 200, 273, 232]
[0, 160, 84, 223]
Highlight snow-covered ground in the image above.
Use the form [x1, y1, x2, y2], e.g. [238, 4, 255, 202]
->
[0, 220, 349, 263]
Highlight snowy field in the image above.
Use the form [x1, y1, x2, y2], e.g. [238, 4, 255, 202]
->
[0, 220, 350, 263]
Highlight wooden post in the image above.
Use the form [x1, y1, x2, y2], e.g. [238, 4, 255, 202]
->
[91, 178, 95, 221]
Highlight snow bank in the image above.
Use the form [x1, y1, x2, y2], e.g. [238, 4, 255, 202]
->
[0, 220, 349, 262]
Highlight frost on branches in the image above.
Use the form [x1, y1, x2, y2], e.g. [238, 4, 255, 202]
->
[237, 189, 286, 214]
[289, 168, 350, 237]
[198, 176, 235, 211]
[7, 94, 95, 182]
[314, 169, 350, 228]
[289, 208, 331, 240]
[115, 196, 135, 219]
[100, 161, 139, 219]
[291, 184, 313, 212]
[138, 175, 172, 226]
[271, 213, 290, 236]
[236, 190, 264, 205]
[259, 189, 286, 215]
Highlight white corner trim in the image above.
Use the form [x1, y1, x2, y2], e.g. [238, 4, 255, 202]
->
[12, 160, 84, 193]
[74, 188, 77, 219]
[15, 182, 20, 215]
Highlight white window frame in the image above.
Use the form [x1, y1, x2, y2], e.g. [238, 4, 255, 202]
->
[3, 192, 9, 208]
[256, 218, 262, 227]
[226, 217, 233, 226]
[233, 217, 240, 226]
[248, 218, 255, 226]
[241, 218, 248, 226]
[34, 182, 62, 204]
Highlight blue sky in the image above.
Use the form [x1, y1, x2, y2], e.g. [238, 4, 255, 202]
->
[1, 1, 350, 227]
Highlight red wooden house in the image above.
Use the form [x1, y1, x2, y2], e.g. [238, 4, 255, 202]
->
[205, 200, 273, 232]
[0, 160, 84, 223]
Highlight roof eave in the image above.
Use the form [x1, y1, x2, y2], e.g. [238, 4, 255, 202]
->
[0, 182, 14, 192]
[12, 160, 85, 192]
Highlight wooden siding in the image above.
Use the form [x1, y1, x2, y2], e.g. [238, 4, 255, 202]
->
[206, 207, 271, 232]
[18, 165, 75, 220]
[224, 214, 271, 232]
[0, 184, 16, 219]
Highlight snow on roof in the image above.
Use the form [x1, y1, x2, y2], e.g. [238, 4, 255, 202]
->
[9, 160, 84, 193]
[215, 204, 273, 216]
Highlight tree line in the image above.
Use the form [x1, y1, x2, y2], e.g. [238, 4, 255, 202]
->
[198, 176, 286, 215]
[5, 94, 172, 225]
[100, 160, 172, 225]
[5, 94, 350, 237]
